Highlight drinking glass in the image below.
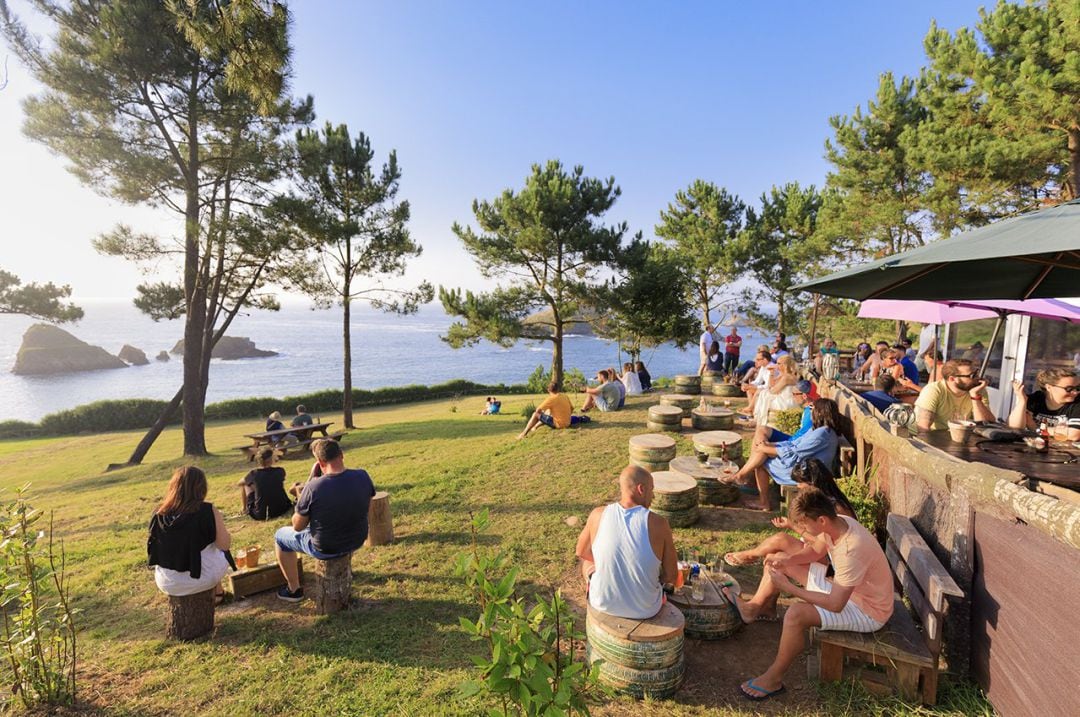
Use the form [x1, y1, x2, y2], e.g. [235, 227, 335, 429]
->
[691, 580, 704, 601]
[1052, 416, 1070, 442]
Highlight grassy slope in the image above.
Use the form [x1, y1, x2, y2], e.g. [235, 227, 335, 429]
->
[0, 394, 990, 716]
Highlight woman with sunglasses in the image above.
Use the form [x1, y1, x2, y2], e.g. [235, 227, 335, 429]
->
[1008, 368, 1080, 441]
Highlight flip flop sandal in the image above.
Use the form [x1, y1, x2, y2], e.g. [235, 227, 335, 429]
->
[723, 552, 760, 567]
[740, 679, 786, 701]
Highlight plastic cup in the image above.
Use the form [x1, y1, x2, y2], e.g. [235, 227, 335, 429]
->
[245, 545, 261, 568]
[947, 420, 975, 443]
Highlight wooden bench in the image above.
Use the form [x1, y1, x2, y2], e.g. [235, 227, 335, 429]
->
[234, 430, 348, 461]
[812, 513, 964, 704]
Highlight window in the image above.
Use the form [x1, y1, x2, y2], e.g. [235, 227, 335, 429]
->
[1023, 318, 1080, 389]
[946, 318, 1004, 389]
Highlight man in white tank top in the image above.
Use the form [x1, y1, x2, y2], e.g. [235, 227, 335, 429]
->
[575, 466, 677, 620]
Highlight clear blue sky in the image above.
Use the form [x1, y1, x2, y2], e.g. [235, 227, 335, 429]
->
[0, 1, 989, 299]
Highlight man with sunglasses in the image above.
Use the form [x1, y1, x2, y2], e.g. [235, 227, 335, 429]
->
[914, 358, 994, 431]
[1007, 368, 1080, 441]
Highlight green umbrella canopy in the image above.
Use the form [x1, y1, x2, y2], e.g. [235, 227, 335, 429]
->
[796, 199, 1080, 300]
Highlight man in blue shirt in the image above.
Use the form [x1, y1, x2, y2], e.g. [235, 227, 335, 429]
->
[274, 439, 376, 603]
[862, 375, 901, 413]
[893, 345, 921, 385]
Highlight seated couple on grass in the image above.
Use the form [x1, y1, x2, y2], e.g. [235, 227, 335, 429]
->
[726, 397, 842, 511]
[518, 381, 591, 439]
[582, 368, 623, 412]
[725, 488, 893, 702]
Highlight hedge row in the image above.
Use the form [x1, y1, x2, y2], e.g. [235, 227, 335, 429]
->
[0, 380, 530, 440]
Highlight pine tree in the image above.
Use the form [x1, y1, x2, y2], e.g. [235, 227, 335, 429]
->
[0, 268, 82, 322]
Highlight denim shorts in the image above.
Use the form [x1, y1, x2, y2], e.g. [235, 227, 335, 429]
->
[274, 526, 347, 560]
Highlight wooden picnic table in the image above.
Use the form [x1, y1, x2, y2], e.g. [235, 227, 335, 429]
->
[240, 422, 337, 460]
[917, 429, 1080, 490]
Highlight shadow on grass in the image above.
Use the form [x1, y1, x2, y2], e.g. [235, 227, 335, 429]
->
[394, 531, 501, 546]
[352, 418, 520, 450]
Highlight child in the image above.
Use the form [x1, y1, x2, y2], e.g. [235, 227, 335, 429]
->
[635, 361, 652, 392]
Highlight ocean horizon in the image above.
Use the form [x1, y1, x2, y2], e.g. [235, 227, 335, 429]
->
[0, 301, 770, 422]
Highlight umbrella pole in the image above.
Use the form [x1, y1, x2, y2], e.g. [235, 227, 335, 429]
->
[809, 293, 820, 359]
[980, 315, 1004, 378]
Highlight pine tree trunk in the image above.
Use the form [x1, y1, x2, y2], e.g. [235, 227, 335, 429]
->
[181, 89, 207, 456]
[342, 294, 354, 429]
[1067, 128, 1080, 201]
[777, 292, 786, 335]
[551, 331, 564, 392]
[118, 387, 184, 469]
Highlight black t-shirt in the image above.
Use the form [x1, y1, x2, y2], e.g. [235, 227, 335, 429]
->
[296, 468, 376, 555]
[1026, 391, 1080, 429]
[147, 502, 216, 578]
[243, 466, 293, 520]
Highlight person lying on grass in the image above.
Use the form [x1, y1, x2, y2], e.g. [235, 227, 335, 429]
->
[517, 381, 590, 439]
[274, 438, 376, 603]
[148, 466, 231, 606]
[723, 458, 855, 568]
[725, 488, 893, 702]
[575, 465, 677, 620]
[725, 398, 842, 511]
[237, 448, 294, 521]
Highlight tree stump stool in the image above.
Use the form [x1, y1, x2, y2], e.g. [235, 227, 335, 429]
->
[691, 407, 735, 431]
[166, 589, 215, 641]
[668, 456, 741, 506]
[659, 393, 697, 418]
[364, 491, 394, 546]
[649, 471, 700, 527]
[628, 434, 677, 472]
[693, 430, 744, 465]
[586, 602, 685, 699]
[646, 405, 684, 433]
[711, 383, 743, 398]
[313, 553, 354, 615]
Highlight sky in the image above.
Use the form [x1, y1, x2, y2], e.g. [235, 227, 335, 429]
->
[0, 1, 991, 302]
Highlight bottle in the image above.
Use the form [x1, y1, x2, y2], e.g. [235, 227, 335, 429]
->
[1039, 420, 1050, 440]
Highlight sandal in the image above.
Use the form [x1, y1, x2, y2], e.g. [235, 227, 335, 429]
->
[723, 552, 760, 567]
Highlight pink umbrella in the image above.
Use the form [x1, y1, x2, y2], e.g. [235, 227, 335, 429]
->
[858, 298, 1080, 324]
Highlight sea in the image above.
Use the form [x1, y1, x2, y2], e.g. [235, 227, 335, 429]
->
[0, 301, 770, 422]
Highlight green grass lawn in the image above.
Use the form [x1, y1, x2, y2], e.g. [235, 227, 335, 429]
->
[0, 394, 992, 716]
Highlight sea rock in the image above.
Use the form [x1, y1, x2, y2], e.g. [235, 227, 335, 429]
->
[12, 324, 128, 375]
[171, 336, 278, 360]
[523, 308, 597, 338]
[118, 344, 149, 366]
[156, 350, 170, 362]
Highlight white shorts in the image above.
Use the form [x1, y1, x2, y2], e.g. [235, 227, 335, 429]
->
[806, 563, 886, 633]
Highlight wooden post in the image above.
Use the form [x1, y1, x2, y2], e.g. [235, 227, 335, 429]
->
[312, 554, 353, 614]
[364, 491, 394, 547]
[166, 589, 215, 640]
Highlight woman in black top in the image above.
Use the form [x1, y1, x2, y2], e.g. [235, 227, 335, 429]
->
[635, 360, 652, 392]
[238, 448, 294, 520]
[1009, 367, 1080, 441]
[147, 466, 231, 600]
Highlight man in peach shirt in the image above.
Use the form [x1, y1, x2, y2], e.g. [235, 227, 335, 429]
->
[725, 488, 894, 701]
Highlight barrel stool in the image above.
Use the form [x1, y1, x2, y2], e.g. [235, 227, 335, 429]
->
[646, 404, 684, 433]
[711, 382, 743, 398]
[313, 553, 354, 615]
[649, 471, 700, 527]
[668, 574, 744, 639]
[668, 456, 741, 506]
[659, 393, 697, 419]
[165, 589, 215, 641]
[692, 430, 744, 465]
[672, 374, 701, 395]
[586, 602, 685, 699]
[690, 407, 735, 431]
[628, 434, 677, 473]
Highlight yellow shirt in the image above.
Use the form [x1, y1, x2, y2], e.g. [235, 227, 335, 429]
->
[537, 393, 573, 429]
[914, 380, 973, 431]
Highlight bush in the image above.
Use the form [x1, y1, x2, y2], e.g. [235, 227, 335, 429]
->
[652, 375, 674, 389]
[836, 469, 889, 540]
[520, 402, 536, 419]
[770, 408, 804, 436]
[525, 365, 587, 393]
[0, 421, 41, 440]
[38, 399, 177, 435]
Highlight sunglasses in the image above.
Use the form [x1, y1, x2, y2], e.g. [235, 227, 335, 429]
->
[952, 373, 979, 379]
[1052, 384, 1080, 393]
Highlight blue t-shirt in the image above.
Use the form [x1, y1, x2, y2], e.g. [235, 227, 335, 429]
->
[296, 468, 376, 555]
[899, 356, 920, 385]
[791, 405, 814, 440]
[863, 390, 900, 413]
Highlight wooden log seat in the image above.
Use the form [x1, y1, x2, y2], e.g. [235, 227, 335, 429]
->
[659, 393, 697, 418]
[166, 589, 215, 641]
[648, 471, 700, 527]
[312, 553, 354, 615]
[711, 383, 744, 397]
[691, 407, 735, 431]
[646, 404, 684, 433]
[667, 573, 744, 639]
[628, 434, 677, 473]
[668, 456, 740, 506]
[586, 602, 685, 699]
[813, 513, 964, 705]
[692, 430, 743, 464]
[364, 491, 394, 546]
[672, 374, 701, 395]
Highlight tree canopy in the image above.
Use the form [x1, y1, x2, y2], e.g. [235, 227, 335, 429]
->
[0, 268, 82, 322]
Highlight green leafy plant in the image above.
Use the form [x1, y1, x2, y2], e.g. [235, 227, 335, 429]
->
[0, 486, 78, 709]
[837, 467, 889, 541]
[525, 365, 587, 394]
[770, 407, 805, 436]
[454, 509, 606, 716]
[520, 403, 537, 420]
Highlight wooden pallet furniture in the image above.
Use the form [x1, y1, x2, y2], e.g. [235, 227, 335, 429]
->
[813, 513, 964, 704]
[225, 559, 303, 600]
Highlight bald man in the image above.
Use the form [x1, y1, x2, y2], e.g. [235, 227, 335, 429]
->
[575, 466, 678, 619]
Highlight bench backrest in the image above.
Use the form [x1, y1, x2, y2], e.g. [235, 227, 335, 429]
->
[885, 513, 964, 657]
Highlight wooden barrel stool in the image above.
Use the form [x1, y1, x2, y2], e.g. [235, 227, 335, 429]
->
[628, 434, 677, 472]
[693, 430, 744, 464]
[691, 407, 735, 431]
[668, 456, 741, 506]
[364, 491, 394, 546]
[672, 374, 701, 395]
[646, 404, 684, 433]
[313, 553, 354, 615]
[649, 471, 700, 527]
[668, 574, 744, 639]
[659, 393, 697, 419]
[166, 589, 215, 641]
[586, 602, 685, 699]
[711, 383, 743, 398]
